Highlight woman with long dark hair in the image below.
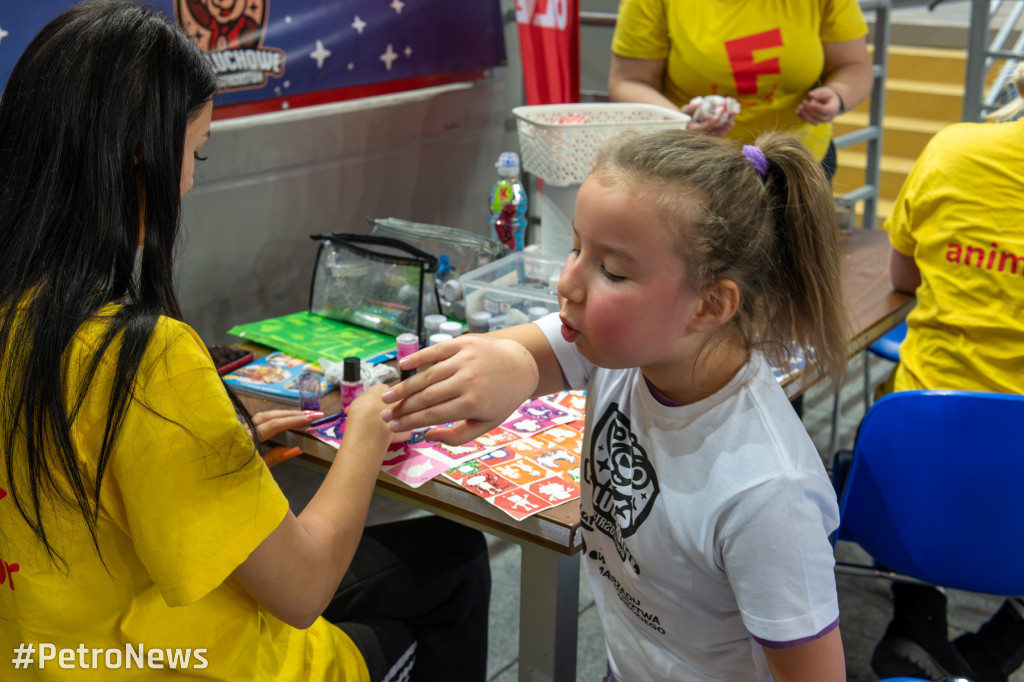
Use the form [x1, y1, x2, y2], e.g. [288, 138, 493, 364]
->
[0, 3, 490, 680]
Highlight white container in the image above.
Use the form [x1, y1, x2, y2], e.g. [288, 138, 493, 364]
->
[512, 103, 691, 261]
[459, 252, 565, 321]
[512, 103, 690, 188]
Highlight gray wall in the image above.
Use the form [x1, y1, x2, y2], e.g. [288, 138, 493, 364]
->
[179, 3, 523, 343]
[179, 1, 623, 344]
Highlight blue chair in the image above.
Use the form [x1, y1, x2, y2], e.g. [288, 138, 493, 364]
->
[833, 390, 1024, 597]
[828, 320, 908, 457]
[862, 320, 908, 411]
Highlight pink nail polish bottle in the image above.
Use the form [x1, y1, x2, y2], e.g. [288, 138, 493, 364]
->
[396, 332, 419, 380]
[340, 357, 363, 408]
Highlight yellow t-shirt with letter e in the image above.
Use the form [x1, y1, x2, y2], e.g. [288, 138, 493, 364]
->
[611, 0, 867, 159]
[0, 307, 369, 681]
[885, 120, 1024, 394]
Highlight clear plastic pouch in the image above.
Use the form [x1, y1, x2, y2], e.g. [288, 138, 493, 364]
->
[309, 233, 441, 343]
[368, 218, 509, 321]
[368, 217, 509, 277]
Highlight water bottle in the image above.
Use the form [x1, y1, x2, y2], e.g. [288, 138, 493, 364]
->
[488, 151, 528, 251]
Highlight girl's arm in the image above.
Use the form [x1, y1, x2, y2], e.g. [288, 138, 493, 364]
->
[763, 627, 846, 682]
[796, 36, 873, 124]
[380, 322, 563, 446]
[232, 385, 396, 629]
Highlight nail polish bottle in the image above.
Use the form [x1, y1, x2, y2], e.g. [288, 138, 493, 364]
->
[340, 357, 363, 408]
[395, 333, 419, 380]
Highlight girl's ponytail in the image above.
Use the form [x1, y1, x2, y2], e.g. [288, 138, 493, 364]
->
[756, 132, 849, 385]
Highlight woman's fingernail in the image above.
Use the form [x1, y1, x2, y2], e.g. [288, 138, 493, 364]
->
[303, 411, 325, 418]
[381, 408, 392, 421]
[381, 390, 395, 402]
[283, 447, 302, 459]
[389, 420, 402, 431]
[397, 357, 411, 368]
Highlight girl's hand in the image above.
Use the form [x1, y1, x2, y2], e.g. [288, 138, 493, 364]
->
[380, 335, 539, 446]
[682, 100, 737, 138]
[796, 86, 843, 124]
[248, 409, 324, 468]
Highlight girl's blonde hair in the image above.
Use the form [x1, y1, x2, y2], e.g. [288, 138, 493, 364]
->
[590, 128, 849, 384]
[985, 62, 1024, 123]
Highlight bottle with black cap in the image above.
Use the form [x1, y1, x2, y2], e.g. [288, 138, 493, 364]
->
[340, 357, 363, 408]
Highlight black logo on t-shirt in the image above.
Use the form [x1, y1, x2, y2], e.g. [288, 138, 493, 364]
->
[583, 403, 659, 573]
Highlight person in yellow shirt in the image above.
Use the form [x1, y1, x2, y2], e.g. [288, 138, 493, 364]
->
[607, 0, 874, 180]
[0, 2, 489, 680]
[869, 117, 1024, 681]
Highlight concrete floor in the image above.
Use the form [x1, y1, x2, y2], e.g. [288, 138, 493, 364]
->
[271, 350, 1021, 681]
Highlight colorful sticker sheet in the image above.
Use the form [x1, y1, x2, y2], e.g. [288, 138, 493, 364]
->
[305, 392, 585, 499]
[443, 415, 584, 520]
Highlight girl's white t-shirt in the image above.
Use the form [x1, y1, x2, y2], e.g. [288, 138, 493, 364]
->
[535, 314, 840, 682]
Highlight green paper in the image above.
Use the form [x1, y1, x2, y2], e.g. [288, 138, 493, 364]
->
[228, 311, 397, 364]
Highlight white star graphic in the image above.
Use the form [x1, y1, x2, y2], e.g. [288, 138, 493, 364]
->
[347, 62, 355, 70]
[310, 40, 332, 69]
[379, 43, 398, 71]
[404, 45, 413, 57]
[390, 0, 405, 15]
[352, 16, 367, 34]
[284, 15, 292, 24]
[0, 26, 9, 46]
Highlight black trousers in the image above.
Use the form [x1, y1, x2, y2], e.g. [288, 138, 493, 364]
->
[324, 515, 492, 682]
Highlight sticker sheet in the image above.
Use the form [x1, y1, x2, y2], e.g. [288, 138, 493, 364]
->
[306, 392, 584, 491]
[443, 417, 584, 520]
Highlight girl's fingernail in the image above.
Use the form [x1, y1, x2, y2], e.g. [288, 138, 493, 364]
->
[283, 447, 302, 460]
[397, 357, 411, 367]
[304, 411, 325, 418]
[381, 390, 395, 402]
[389, 420, 402, 431]
[380, 408, 393, 421]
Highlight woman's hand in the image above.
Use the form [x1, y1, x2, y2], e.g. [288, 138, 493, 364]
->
[247, 409, 324, 468]
[380, 334, 540, 446]
[796, 86, 844, 124]
[682, 100, 737, 137]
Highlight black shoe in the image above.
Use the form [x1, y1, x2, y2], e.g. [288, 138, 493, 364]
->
[871, 583, 975, 680]
[953, 600, 1024, 682]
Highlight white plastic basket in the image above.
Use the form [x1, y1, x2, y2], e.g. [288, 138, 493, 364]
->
[512, 103, 690, 187]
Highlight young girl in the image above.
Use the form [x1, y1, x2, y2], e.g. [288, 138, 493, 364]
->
[382, 129, 849, 681]
[0, 3, 489, 680]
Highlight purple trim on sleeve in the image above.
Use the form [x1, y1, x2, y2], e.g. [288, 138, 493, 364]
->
[753, 617, 840, 650]
[603, 663, 618, 682]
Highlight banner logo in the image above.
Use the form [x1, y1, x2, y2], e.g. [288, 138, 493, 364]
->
[176, 0, 285, 91]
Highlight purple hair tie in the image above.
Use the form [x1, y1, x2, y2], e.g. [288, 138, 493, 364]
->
[742, 145, 769, 176]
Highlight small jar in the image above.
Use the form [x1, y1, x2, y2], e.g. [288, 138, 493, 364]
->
[468, 311, 492, 334]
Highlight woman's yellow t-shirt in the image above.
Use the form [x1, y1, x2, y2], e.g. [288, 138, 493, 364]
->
[612, 0, 868, 159]
[0, 308, 368, 680]
[885, 120, 1024, 394]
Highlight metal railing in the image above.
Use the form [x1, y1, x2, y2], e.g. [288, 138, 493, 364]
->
[963, 0, 1024, 121]
[835, 0, 891, 231]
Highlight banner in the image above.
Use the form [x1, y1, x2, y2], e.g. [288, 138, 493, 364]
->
[515, 0, 578, 105]
[0, 0, 507, 118]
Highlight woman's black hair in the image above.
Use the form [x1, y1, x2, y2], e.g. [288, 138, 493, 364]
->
[0, 0, 218, 567]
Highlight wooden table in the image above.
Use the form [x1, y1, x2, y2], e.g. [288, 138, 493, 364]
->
[255, 228, 913, 682]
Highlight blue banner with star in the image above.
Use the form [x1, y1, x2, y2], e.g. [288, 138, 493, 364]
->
[0, 1, 506, 117]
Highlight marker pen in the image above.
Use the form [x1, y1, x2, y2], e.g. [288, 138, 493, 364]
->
[396, 332, 419, 380]
[340, 357, 364, 408]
